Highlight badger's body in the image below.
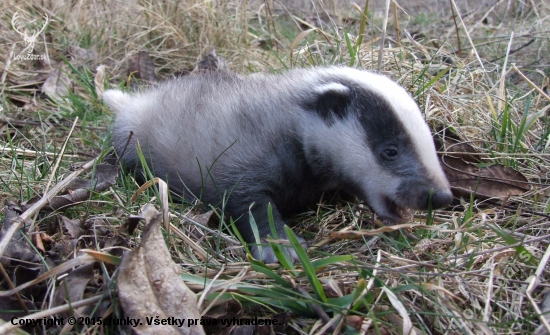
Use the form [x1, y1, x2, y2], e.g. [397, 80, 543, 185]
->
[103, 67, 452, 263]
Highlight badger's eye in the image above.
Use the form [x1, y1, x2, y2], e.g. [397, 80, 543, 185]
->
[381, 148, 398, 160]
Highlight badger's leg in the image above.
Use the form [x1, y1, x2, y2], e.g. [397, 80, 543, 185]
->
[232, 199, 303, 264]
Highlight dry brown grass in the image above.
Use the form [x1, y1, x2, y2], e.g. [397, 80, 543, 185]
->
[1, 0, 550, 334]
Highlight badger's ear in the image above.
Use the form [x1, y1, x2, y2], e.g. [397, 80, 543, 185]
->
[308, 83, 351, 122]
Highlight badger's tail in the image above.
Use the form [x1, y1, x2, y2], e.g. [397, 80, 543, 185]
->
[102, 89, 132, 115]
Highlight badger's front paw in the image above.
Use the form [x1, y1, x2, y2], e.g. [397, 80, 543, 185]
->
[250, 236, 306, 264]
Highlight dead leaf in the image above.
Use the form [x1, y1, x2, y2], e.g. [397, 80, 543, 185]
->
[201, 299, 243, 335]
[0, 204, 40, 266]
[65, 163, 119, 192]
[124, 215, 143, 235]
[0, 253, 97, 297]
[60, 215, 85, 239]
[191, 210, 220, 228]
[50, 236, 77, 260]
[441, 156, 529, 199]
[42, 66, 71, 100]
[94, 65, 106, 100]
[0, 122, 17, 139]
[127, 51, 157, 88]
[33, 233, 45, 254]
[436, 129, 529, 199]
[12, 264, 42, 288]
[0, 297, 36, 333]
[68, 45, 98, 64]
[53, 263, 94, 312]
[117, 204, 204, 335]
[435, 131, 480, 164]
[256, 313, 290, 335]
[195, 48, 227, 72]
[345, 315, 364, 331]
[40, 232, 53, 243]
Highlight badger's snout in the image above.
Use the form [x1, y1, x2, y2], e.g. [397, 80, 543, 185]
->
[430, 189, 453, 208]
[412, 187, 453, 210]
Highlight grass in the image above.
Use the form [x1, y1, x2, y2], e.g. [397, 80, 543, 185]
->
[1, 0, 550, 334]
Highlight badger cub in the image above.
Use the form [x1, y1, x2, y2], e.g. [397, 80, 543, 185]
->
[104, 67, 453, 263]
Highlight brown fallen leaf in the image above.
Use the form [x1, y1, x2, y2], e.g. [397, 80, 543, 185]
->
[0, 122, 17, 139]
[127, 51, 157, 88]
[94, 65, 106, 100]
[201, 299, 243, 335]
[68, 45, 98, 64]
[42, 65, 71, 100]
[40, 232, 53, 243]
[33, 233, 45, 254]
[53, 263, 94, 315]
[441, 156, 530, 199]
[195, 48, 227, 72]
[191, 209, 220, 228]
[436, 129, 529, 199]
[345, 315, 364, 331]
[0, 203, 40, 267]
[60, 215, 85, 239]
[117, 204, 204, 335]
[441, 156, 529, 199]
[0, 297, 36, 333]
[435, 130, 480, 164]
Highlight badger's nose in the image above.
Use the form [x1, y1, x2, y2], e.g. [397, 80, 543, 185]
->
[430, 189, 453, 209]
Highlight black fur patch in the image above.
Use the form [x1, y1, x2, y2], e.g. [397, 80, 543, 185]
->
[351, 87, 424, 177]
[303, 83, 352, 124]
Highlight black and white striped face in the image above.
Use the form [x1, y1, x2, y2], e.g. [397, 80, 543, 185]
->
[302, 68, 452, 223]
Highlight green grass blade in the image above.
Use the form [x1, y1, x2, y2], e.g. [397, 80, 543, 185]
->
[250, 264, 293, 289]
[284, 226, 327, 303]
[414, 61, 457, 98]
[311, 255, 354, 269]
[489, 224, 537, 266]
[267, 203, 295, 270]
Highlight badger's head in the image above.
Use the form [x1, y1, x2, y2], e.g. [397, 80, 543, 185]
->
[300, 67, 452, 223]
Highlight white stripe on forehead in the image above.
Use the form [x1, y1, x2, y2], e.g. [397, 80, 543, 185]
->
[315, 67, 445, 182]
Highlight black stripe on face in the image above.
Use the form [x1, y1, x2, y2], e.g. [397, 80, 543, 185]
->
[350, 87, 422, 176]
[351, 87, 446, 209]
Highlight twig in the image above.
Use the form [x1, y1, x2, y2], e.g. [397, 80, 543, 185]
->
[115, 131, 133, 166]
[0, 263, 29, 313]
[0, 43, 16, 87]
[1, 119, 108, 131]
[489, 38, 535, 63]
[497, 32, 513, 112]
[513, 65, 550, 103]
[43, 117, 78, 194]
[352, 0, 370, 52]
[449, 0, 492, 85]
[526, 243, 550, 333]
[392, 1, 400, 47]
[448, 233, 550, 261]
[449, 0, 462, 57]
[377, 0, 391, 72]
[295, 286, 335, 332]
